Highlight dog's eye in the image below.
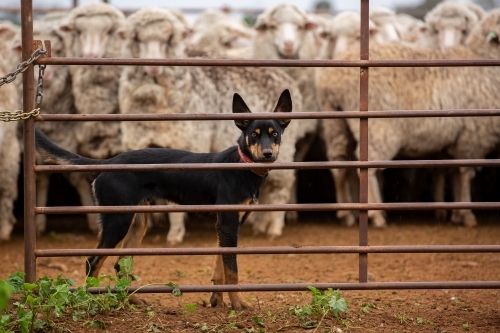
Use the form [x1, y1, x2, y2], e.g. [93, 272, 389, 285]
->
[251, 132, 257, 137]
[272, 132, 278, 137]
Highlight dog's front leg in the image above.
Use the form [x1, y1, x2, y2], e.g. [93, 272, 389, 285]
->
[211, 212, 252, 311]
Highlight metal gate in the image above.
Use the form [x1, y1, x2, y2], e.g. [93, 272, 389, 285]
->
[17, 0, 500, 295]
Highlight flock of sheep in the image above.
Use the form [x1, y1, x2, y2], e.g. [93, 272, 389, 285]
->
[0, 1, 498, 244]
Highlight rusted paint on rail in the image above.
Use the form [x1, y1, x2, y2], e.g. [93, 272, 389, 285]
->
[35, 57, 500, 67]
[34, 245, 500, 257]
[35, 202, 500, 215]
[34, 109, 500, 121]
[33, 159, 500, 173]
[79, 281, 500, 295]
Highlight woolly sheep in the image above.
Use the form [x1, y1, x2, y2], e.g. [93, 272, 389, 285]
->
[317, 9, 500, 228]
[252, 3, 321, 230]
[369, 7, 402, 43]
[185, 9, 254, 58]
[0, 44, 20, 241]
[118, 8, 304, 244]
[425, 1, 485, 50]
[60, 2, 125, 160]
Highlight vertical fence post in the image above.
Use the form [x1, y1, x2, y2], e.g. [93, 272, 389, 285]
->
[358, 0, 370, 283]
[21, 0, 37, 283]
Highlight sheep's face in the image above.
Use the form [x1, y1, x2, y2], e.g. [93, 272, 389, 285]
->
[256, 6, 317, 59]
[322, 13, 380, 59]
[322, 13, 361, 59]
[428, 18, 470, 51]
[71, 15, 116, 58]
[131, 21, 181, 77]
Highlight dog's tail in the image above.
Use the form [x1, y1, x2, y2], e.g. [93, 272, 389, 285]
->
[35, 127, 102, 165]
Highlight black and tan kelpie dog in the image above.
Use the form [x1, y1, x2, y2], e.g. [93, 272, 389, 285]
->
[35, 89, 292, 310]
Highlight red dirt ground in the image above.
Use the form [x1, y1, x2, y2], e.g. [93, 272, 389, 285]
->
[1, 213, 500, 332]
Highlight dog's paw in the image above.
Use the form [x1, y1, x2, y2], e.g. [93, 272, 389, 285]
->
[228, 292, 253, 311]
[210, 292, 227, 308]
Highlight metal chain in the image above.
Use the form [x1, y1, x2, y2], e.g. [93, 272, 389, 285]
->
[0, 47, 47, 87]
[0, 108, 40, 122]
[0, 46, 46, 121]
[35, 65, 46, 106]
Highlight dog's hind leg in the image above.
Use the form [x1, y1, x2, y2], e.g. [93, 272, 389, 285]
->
[86, 212, 135, 278]
[114, 208, 150, 306]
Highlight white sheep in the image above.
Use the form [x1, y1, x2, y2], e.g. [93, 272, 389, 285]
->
[425, 1, 485, 50]
[369, 7, 402, 43]
[60, 2, 125, 160]
[55, 3, 126, 233]
[252, 3, 322, 232]
[317, 8, 500, 228]
[185, 9, 254, 58]
[0, 40, 20, 241]
[118, 8, 304, 244]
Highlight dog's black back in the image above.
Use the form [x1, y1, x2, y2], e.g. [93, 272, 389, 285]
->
[35, 89, 292, 309]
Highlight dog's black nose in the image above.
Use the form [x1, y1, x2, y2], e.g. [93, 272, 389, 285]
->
[263, 150, 273, 159]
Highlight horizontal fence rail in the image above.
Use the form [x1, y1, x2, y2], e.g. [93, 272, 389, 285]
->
[35, 202, 500, 215]
[34, 159, 500, 173]
[35, 57, 500, 67]
[35, 109, 500, 121]
[78, 282, 500, 294]
[34, 245, 500, 257]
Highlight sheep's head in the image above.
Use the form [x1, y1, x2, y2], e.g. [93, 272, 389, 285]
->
[425, 2, 481, 51]
[60, 3, 125, 58]
[119, 8, 186, 77]
[11, 13, 68, 87]
[321, 12, 378, 59]
[466, 8, 500, 59]
[186, 19, 254, 57]
[369, 8, 401, 43]
[255, 4, 317, 59]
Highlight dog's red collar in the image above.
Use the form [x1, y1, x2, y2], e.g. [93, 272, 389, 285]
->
[238, 146, 269, 177]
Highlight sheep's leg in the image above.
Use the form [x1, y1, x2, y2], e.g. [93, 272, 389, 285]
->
[455, 167, 477, 227]
[367, 169, 387, 228]
[68, 173, 99, 234]
[331, 168, 356, 227]
[450, 172, 462, 224]
[432, 169, 447, 221]
[251, 171, 293, 240]
[0, 196, 16, 242]
[36, 173, 50, 236]
[114, 211, 150, 306]
[284, 179, 298, 222]
[166, 212, 186, 246]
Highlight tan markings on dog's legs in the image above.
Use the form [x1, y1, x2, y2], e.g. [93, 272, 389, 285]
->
[225, 267, 252, 310]
[210, 254, 225, 308]
[88, 230, 108, 278]
[115, 204, 150, 306]
[238, 198, 254, 222]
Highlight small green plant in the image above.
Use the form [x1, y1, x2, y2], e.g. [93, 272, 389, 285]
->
[289, 286, 348, 331]
[463, 322, 470, 330]
[0, 257, 141, 333]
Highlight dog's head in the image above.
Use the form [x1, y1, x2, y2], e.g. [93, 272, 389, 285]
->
[234, 89, 292, 162]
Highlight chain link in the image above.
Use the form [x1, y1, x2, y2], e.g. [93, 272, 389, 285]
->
[0, 47, 47, 87]
[35, 65, 46, 106]
[0, 108, 40, 122]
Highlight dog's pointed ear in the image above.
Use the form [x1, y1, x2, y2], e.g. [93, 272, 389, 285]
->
[273, 89, 292, 129]
[233, 93, 252, 130]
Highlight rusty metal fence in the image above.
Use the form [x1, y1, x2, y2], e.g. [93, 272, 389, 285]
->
[18, 0, 500, 295]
